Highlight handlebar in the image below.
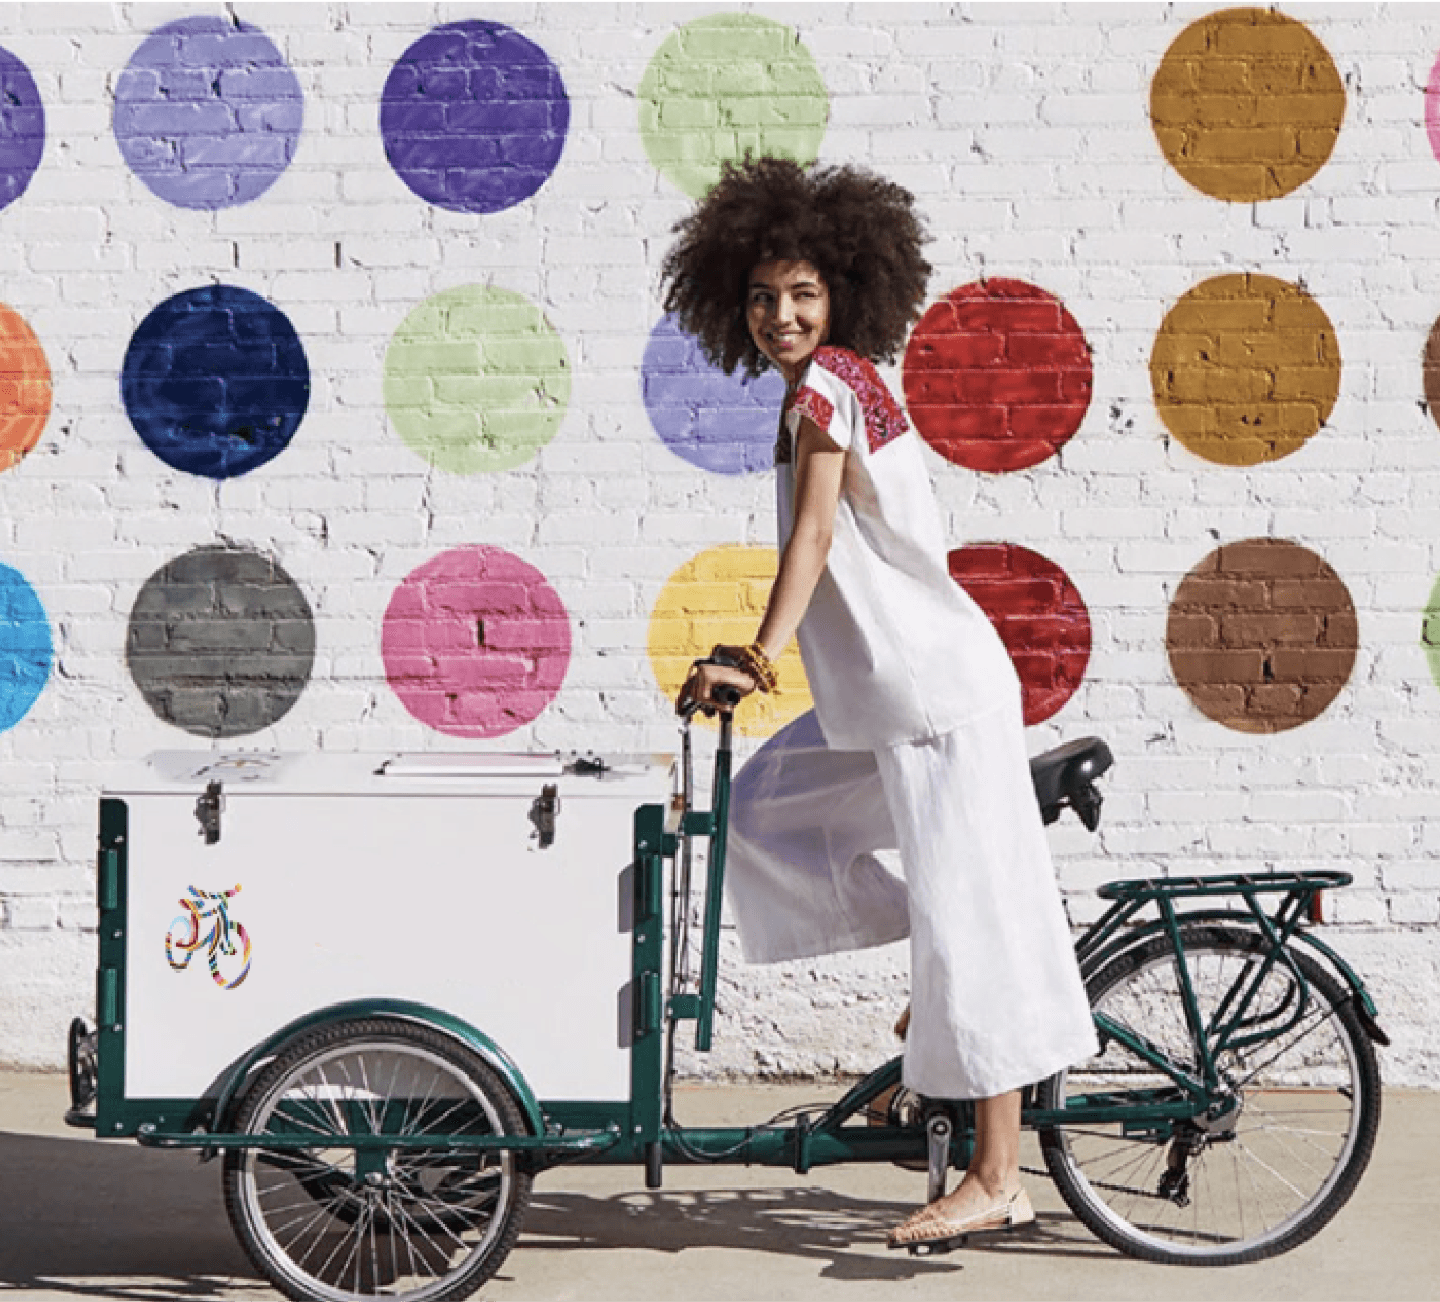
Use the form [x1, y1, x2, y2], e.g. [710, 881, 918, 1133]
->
[677, 662, 745, 722]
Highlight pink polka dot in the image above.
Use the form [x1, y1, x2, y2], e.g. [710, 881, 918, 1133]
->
[382, 546, 571, 738]
[1426, 52, 1440, 163]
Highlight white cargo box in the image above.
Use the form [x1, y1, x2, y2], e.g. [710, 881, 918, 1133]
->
[104, 750, 675, 1104]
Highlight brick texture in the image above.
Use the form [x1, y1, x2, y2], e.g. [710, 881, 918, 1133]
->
[0, 3, 1435, 1084]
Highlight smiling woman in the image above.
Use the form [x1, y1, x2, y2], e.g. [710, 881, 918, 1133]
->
[746, 260, 831, 382]
[659, 157, 1098, 1253]
[660, 157, 929, 379]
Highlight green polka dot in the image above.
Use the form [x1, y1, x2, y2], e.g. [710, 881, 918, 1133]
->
[639, 14, 828, 199]
[384, 285, 570, 475]
[1424, 572, 1440, 690]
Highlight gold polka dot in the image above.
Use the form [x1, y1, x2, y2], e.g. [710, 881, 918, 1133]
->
[1150, 274, 1340, 466]
[1151, 7, 1345, 202]
[647, 544, 812, 737]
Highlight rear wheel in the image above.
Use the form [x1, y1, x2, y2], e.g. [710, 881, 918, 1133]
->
[1039, 926, 1380, 1265]
[223, 1017, 531, 1300]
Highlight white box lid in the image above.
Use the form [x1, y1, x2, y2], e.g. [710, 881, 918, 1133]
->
[107, 750, 674, 798]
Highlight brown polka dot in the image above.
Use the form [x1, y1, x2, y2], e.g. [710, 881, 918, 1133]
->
[1151, 8, 1345, 202]
[1167, 538, 1357, 733]
[1150, 274, 1339, 466]
[1422, 316, 1440, 428]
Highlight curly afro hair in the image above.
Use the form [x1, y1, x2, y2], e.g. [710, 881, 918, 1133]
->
[660, 157, 932, 378]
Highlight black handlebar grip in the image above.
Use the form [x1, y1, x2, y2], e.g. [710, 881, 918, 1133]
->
[713, 684, 743, 709]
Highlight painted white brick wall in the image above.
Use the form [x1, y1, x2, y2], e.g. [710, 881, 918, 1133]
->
[0, 2, 1434, 1090]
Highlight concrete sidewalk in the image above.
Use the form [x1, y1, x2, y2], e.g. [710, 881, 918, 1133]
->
[0, 1071, 1433, 1300]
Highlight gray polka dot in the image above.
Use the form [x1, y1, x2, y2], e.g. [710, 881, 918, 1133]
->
[127, 546, 315, 738]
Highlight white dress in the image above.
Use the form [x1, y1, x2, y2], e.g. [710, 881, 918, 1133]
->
[725, 346, 1098, 1100]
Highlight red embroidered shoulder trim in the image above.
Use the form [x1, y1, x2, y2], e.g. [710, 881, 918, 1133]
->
[812, 346, 908, 454]
[790, 385, 834, 433]
[777, 384, 834, 464]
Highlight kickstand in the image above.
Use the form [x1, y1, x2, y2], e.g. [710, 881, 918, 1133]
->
[924, 1109, 952, 1204]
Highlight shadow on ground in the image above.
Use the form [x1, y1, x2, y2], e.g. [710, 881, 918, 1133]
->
[0, 1129, 1113, 1298]
[0, 1130, 260, 1298]
[519, 1185, 1111, 1282]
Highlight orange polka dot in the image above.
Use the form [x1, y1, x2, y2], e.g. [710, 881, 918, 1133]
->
[0, 305, 50, 472]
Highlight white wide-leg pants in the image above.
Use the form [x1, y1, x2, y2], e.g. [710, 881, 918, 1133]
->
[726, 699, 1098, 1100]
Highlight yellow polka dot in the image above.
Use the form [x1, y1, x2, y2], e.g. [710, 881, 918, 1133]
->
[1150, 8, 1345, 202]
[1150, 274, 1339, 466]
[648, 544, 812, 737]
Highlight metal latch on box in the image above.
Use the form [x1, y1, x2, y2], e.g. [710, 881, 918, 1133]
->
[195, 781, 223, 844]
[528, 784, 559, 849]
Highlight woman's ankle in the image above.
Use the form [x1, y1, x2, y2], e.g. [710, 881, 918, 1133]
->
[962, 1166, 1020, 1200]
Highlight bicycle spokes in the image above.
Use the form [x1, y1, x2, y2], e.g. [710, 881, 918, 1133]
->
[1041, 926, 1380, 1265]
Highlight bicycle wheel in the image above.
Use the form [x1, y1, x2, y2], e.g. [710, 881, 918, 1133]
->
[223, 1017, 531, 1301]
[208, 920, 252, 990]
[1038, 925, 1380, 1266]
[165, 909, 199, 970]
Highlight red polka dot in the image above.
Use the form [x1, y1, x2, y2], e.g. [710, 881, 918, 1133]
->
[904, 279, 1093, 473]
[382, 546, 571, 738]
[948, 543, 1091, 725]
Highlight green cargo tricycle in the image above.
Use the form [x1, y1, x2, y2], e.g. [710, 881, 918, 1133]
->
[65, 690, 1386, 1299]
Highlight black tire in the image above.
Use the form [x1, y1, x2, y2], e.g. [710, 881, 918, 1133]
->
[223, 1017, 531, 1301]
[1038, 925, 1380, 1266]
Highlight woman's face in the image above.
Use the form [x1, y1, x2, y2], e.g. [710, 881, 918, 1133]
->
[746, 259, 830, 383]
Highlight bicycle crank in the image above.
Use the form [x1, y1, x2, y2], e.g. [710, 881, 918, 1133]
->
[925, 1110, 952, 1205]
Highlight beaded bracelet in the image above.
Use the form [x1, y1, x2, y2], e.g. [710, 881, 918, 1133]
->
[705, 643, 779, 694]
[736, 642, 779, 694]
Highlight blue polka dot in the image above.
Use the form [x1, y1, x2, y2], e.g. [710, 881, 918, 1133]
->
[380, 20, 569, 214]
[121, 285, 309, 479]
[642, 315, 784, 475]
[0, 563, 51, 733]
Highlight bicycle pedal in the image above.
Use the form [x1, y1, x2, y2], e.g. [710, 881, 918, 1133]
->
[904, 1235, 962, 1256]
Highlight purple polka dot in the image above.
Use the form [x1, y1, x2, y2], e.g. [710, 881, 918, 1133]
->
[380, 20, 569, 214]
[0, 46, 43, 212]
[642, 315, 785, 475]
[113, 17, 302, 210]
[382, 546, 571, 738]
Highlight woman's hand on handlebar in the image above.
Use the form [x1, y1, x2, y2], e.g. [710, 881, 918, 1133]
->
[677, 655, 757, 718]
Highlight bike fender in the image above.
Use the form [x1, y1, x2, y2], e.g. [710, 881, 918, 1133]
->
[209, 998, 545, 1139]
[1081, 909, 1385, 1023]
[1285, 930, 1385, 1025]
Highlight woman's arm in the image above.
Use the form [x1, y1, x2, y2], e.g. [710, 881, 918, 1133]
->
[678, 417, 845, 712]
[755, 417, 845, 659]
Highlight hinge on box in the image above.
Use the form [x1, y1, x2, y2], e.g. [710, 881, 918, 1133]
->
[195, 781, 223, 845]
[529, 784, 559, 849]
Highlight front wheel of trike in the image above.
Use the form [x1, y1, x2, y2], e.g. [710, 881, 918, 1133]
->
[223, 1016, 532, 1301]
[1037, 925, 1380, 1266]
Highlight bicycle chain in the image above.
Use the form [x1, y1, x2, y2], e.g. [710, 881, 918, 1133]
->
[1019, 1163, 1163, 1201]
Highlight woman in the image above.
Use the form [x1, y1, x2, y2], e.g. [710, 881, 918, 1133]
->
[663, 157, 1097, 1249]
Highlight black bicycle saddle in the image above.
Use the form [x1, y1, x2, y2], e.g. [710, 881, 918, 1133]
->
[1029, 736, 1114, 829]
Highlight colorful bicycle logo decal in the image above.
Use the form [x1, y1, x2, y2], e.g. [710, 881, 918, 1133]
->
[165, 885, 252, 990]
